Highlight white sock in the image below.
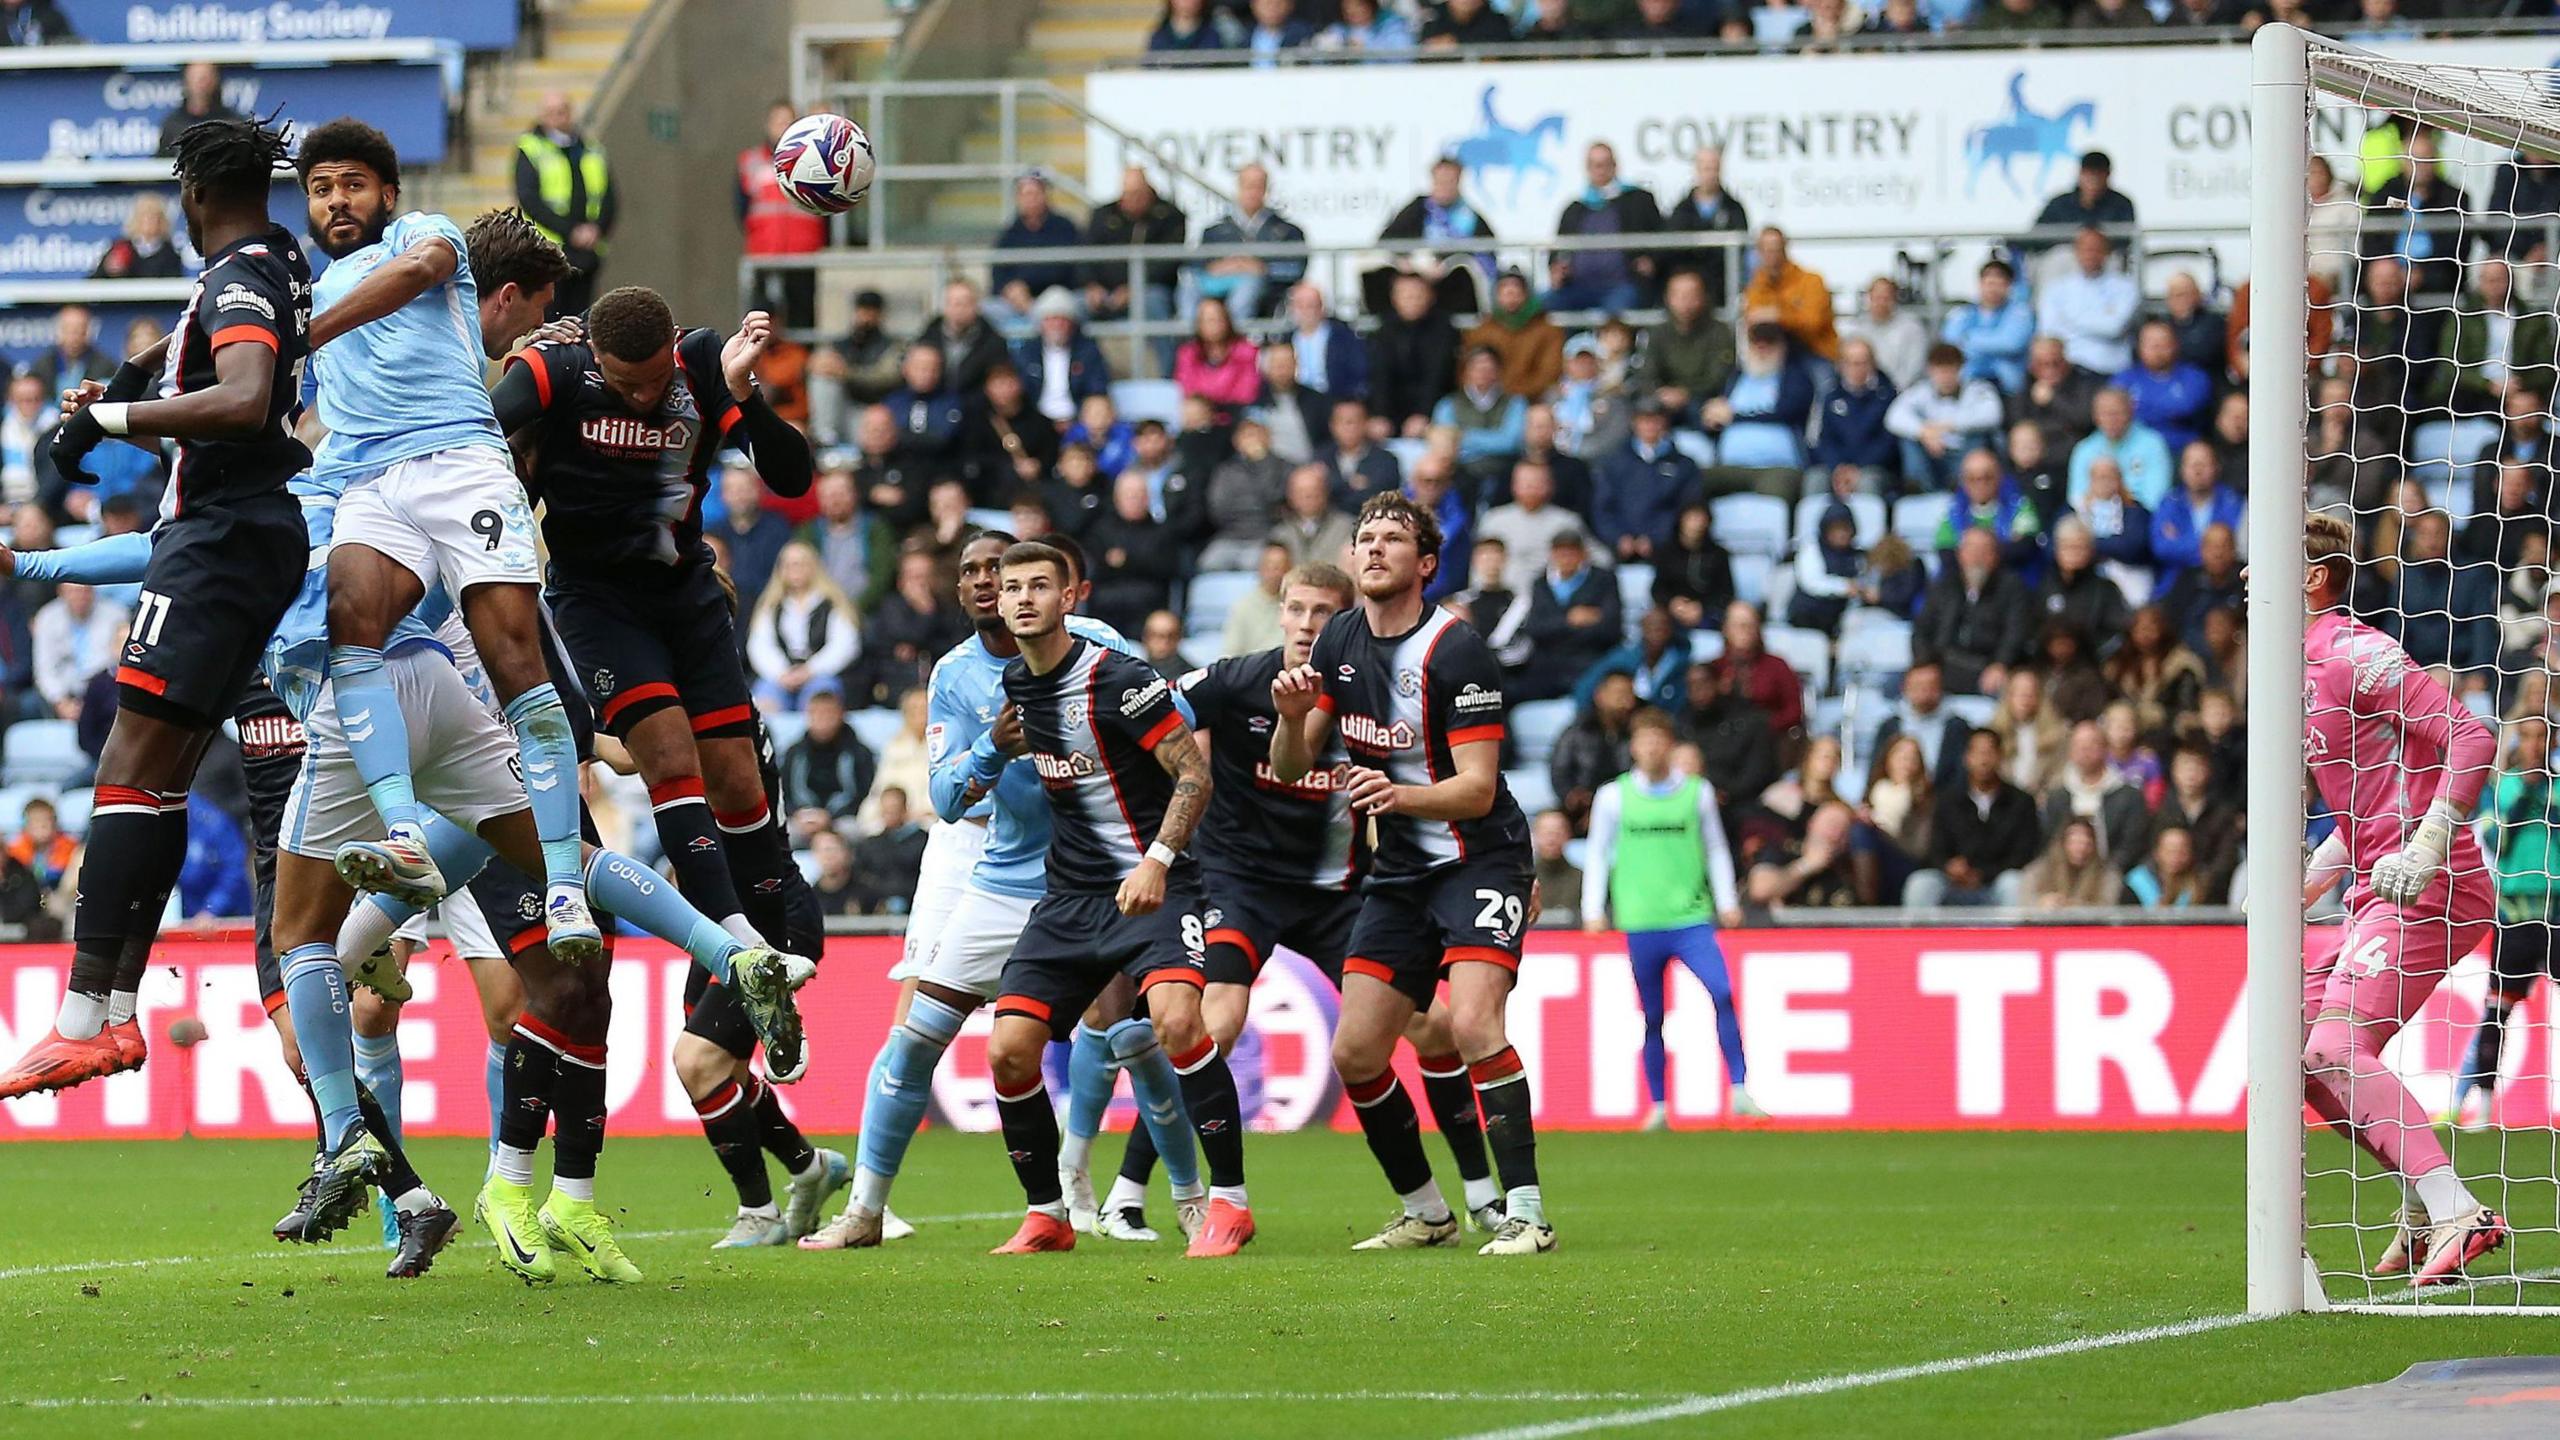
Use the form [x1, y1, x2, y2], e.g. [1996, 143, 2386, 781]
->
[1031, 1199, 1069, 1222]
[493, 1144, 536, 1185]
[1506, 1185, 1546, 1228]
[55, 990, 107, 1040]
[106, 990, 137, 1026]
[1170, 1176, 1206, 1203]
[741, 1202, 780, 1220]
[553, 1175, 595, 1202]
[1209, 1183, 1248, 1210]
[1104, 1175, 1147, 1214]
[336, 901, 399, 972]
[1462, 1175, 1501, 1212]
[1401, 1181, 1453, 1224]
[1058, 1132, 1094, 1176]
[790, 1150, 825, 1181]
[2398, 1175, 2426, 1214]
[390, 1186, 440, 1216]
[850, 1166, 891, 1216]
[2413, 1166, 2475, 1221]
[719, 913, 764, 947]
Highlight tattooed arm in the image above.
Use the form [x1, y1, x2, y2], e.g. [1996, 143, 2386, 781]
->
[1116, 721, 1212, 917]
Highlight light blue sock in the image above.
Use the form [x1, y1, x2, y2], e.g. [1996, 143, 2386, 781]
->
[1109, 1018, 1198, 1193]
[857, 994, 963, 1182]
[352, 1031, 403, 1142]
[282, 942, 361, 1149]
[1065, 1023, 1117, 1143]
[584, 848, 740, 981]
[484, 1040, 506, 1157]
[503, 684, 584, 889]
[417, 810, 496, 892]
[328, 646, 421, 833]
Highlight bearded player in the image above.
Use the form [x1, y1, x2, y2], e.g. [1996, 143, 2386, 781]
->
[1271, 492, 1553, 1256]
[2298, 510, 2506, 1287]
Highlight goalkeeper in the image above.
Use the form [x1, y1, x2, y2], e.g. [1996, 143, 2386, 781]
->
[2449, 714, 2559, 1130]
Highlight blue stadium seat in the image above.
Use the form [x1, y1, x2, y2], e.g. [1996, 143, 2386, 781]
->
[848, 707, 905, 757]
[1184, 569, 1258, 638]
[1510, 699, 1575, 766]
[1760, 623, 1832, 695]
[52, 787, 90, 838]
[0, 783, 53, 831]
[1506, 766, 1557, 816]
[1110, 379, 1182, 425]
[1616, 563, 1655, 628]
[1836, 619, 1913, 683]
[1889, 494, 1946, 555]
[1943, 694, 1998, 729]
[1671, 430, 1717, 468]
[966, 508, 1014, 534]
[1383, 437, 1427, 480]
[4, 721, 86, 787]
[764, 711, 808, 756]
[1711, 494, 1790, 558]
[1179, 637, 1223, 670]
[1688, 630, 1727, 665]
[1811, 695, 1846, 741]
[1731, 553, 1772, 607]
[1794, 492, 1886, 552]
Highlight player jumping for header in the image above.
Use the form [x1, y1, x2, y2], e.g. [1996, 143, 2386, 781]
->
[2298, 510, 2507, 1287]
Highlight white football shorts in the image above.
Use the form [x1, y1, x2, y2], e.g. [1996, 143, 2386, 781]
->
[331, 444, 540, 598]
[889, 818, 987, 982]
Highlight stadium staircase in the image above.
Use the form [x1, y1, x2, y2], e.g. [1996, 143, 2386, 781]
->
[917, 0, 1157, 240]
[413, 0, 658, 220]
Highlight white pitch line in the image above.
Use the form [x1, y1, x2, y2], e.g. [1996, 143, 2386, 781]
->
[1440, 1312, 2271, 1440]
[0, 1210, 1025, 1284]
[10, 1390, 1675, 1412]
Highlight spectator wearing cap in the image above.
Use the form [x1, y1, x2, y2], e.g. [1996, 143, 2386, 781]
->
[2037, 227, 2142, 375]
[1806, 338, 1900, 498]
[1550, 332, 1624, 459]
[1284, 282, 1367, 403]
[1548, 141, 1662, 314]
[808, 289, 903, 448]
[1660, 146, 1751, 310]
[991, 171, 1085, 327]
[1594, 397, 1698, 565]
[1014, 288, 1112, 427]
[1633, 270, 1736, 423]
[1839, 277, 1930, 390]
[2031, 150, 2138, 251]
[1464, 268, 1566, 400]
[1942, 258, 2036, 394]
[1432, 347, 1529, 472]
[1701, 318, 1821, 500]
[1368, 271, 1461, 438]
[1887, 343, 2005, 493]
[1184, 161, 1306, 323]
[1740, 227, 1839, 362]
[1510, 526, 1622, 701]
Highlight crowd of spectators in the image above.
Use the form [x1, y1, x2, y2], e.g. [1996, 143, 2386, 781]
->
[1138, 0, 2493, 59]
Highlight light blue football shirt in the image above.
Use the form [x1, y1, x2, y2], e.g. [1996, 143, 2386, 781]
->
[303, 211, 505, 489]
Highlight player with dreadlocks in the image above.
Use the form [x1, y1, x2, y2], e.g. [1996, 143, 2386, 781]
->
[2, 113, 315, 1100]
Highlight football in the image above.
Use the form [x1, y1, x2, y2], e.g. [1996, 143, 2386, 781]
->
[770, 112, 874, 215]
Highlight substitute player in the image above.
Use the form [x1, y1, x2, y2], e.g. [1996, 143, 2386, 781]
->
[1271, 492, 1554, 1256]
[2449, 714, 2558, 1130]
[800, 531, 1201, 1251]
[1581, 708, 1759, 1130]
[0, 114, 315, 1100]
[1105, 560, 1505, 1245]
[489, 284, 812, 960]
[980, 542, 1254, 1258]
[2297, 510, 2506, 1286]
[293, 119, 595, 958]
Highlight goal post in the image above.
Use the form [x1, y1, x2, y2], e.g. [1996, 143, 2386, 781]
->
[2249, 22, 2560, 1316]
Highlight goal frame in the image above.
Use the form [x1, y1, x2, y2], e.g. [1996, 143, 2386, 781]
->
[2245, 23, 2560, 1316]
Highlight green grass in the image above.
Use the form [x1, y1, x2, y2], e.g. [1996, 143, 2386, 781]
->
[1, 1129, 2553, 1438]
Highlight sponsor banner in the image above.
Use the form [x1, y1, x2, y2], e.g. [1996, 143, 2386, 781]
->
[1085, 37, 2552, 254]
[0, 60, 445, 165]
[56, 1, 518, 50]
[3, 926, 2544, 1140]
[0, 179, 306, 282]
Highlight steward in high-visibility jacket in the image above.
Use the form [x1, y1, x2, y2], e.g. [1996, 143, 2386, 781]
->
[514, 105, 614, 315]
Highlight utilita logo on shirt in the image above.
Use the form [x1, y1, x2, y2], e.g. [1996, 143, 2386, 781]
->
[1336, 712, 1417, 752]
[1034, 751, 1101, 783]
[579, 416, 691, 457]
[1253, 759, 1356, 799]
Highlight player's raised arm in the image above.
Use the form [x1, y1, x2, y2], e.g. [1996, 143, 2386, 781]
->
[1268, 663, 1330, 784]
[716, 312, 815, 498]
[307, 232, 457, 350]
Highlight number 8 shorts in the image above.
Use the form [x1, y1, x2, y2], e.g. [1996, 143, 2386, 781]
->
[331, 445, 541, 598]
[1344, 855, 1534, 1008]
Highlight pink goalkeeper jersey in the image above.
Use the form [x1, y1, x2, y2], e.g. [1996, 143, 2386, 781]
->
[2304, 609, 2494, 915]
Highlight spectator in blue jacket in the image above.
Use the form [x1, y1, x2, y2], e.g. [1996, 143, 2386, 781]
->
[1702, 319, 1820, 500]
[1284, 282, 1367, 403]
[1595, 397, 1701, 563]
[1936, 447, 2045, 577]
[1014, 288, 1112, 424]
[2110, 319, 2215, 455]
[179, 792, 251, 921]
[1149, 0, 1239, 51]
[2068, 386, 2175, 507]
[883, 343, 971, 484]
[1405, 449, 1474, 603]
[989, 172, 1084, 328]
[1941, 257, 2037, 393]
[2148, 440, 2246, 589]
[1571, 606, 1691, 712]
[2071, 455, 2154, 571]
[1806, 337, 1899, 498]
[1243, 0, 1316, 64]
[1432, 346, 1529, 472]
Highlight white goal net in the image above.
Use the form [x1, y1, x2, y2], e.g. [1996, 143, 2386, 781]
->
[2251, 23, 2560, 1315]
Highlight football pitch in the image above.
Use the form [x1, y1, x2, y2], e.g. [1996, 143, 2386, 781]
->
[1, 1129, 2552, 1438]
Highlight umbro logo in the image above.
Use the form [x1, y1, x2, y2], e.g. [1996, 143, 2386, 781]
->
[1336, 664, 1357, 680]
